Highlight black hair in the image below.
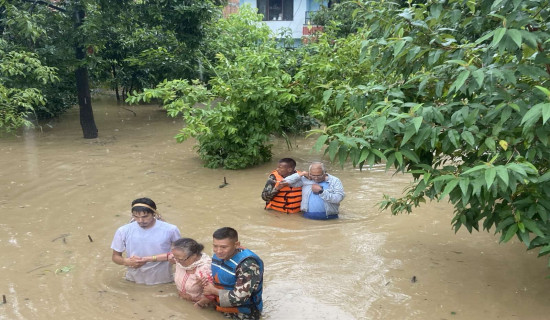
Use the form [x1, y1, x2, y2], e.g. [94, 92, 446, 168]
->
[131, 197, 157, 215]
[279, 158, 297, 169]
[172, 238, 204, 255]
[213, 227, 239, 241]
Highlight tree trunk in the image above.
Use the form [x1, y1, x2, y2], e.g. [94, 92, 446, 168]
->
[74, 7, 98, 139]
[111, 64, 120, 102]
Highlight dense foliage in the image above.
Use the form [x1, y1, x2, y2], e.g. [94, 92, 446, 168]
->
[85, 0, 225, 100]
[306, 0, 550, 265]
[128, 6, 310, 169]
[0, 0, 224, 133]
[0, 39, 59, 132]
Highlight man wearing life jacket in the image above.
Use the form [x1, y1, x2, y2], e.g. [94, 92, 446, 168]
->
[261, 158, 302, 214]
[202, 227, 264, 320]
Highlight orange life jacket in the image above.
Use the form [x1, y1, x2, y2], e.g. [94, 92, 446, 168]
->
[265, 170, 302, 214]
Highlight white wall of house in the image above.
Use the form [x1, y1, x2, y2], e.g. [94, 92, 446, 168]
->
[240, 0, 326, 39]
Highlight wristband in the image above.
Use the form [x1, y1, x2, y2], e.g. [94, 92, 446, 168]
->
[318, 187, 324, 194]
[152, 255, 157, 262]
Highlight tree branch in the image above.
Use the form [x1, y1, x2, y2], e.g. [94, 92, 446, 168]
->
[21, 0, 66, 13]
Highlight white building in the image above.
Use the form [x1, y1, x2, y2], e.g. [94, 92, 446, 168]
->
[238, 0, 327, 39]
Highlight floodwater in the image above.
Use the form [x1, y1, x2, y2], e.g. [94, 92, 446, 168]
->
[1, 95, 549, 320]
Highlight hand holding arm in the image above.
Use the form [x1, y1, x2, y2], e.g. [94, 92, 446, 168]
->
[319, 176, 345, 204]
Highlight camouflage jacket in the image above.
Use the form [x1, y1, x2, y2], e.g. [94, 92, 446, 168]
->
[218, 257, 262, 320]
[261, 173, 278, 203]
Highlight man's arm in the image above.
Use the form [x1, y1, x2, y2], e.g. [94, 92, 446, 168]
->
[320, 176, 345, 204]
[261, 174, 279, 202]
[283, 172, 306, 187]
[218, 258, 262, 308]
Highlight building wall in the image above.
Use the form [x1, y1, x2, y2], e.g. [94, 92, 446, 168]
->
[223, 0, 240, 18]
[239, 0, 326, 39]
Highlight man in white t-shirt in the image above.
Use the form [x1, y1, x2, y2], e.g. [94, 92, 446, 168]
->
[111, 197, 181, 285]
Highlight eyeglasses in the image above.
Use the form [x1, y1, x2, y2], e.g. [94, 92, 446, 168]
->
[309, 173, 325, 178]
[172, 252, 192, 262]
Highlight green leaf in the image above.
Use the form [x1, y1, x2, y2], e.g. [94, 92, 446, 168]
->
[522, 219, 545, 237]
[393, 40, 406, 57]
[484, 137, 496, 151]
[520, 104, 542, 126]
[459, 177, 470, 195]
[411, 116, 423, 132]
[471, 69, 485, 88]
[447, 129, 460, 148]
[462, 164, 487, 175]
[374, 116, 387, 136]
[491, 28, 507, 48]
[501, 223, 518, 243]
[401, 125, 417, 147]
[440, 178, 459, 199]
[535, 85, 550, 99]
[394, 151, 403, 167]
[485, 167, 496, 189]
[370, 149, 387, 162]
[358, 148, 370, 164]
[450, 70, 470, 92]
[322, 89, 333, 104]
[495, 166, 509, 187]
[313, 134, 329, 151]
[506, 29, 522, 49]
[400, 149, 420, 163]
[461, 131, 475, 147]
[328, 139, 339, 162]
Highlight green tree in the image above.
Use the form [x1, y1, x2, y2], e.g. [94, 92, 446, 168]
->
[128, 6, 308, 169]
[1, 0, 223, 136]
[0, 39, 58, 132]
[307, 0, 550, 265]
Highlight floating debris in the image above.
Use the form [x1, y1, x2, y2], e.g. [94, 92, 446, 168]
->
[52, 234, 70, 242]
[219, 177, 229, 188]
[26, 264, 54, 274]
[55, 265, 75, 274]
[88, 235, 94, 242]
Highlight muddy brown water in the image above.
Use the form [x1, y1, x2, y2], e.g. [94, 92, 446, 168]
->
[1, 95, 549, 320]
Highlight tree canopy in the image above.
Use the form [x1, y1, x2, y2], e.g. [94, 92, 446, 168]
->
[305, 0, 550, 266]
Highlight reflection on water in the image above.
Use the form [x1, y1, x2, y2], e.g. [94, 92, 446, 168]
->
[1, 95, 549, 320]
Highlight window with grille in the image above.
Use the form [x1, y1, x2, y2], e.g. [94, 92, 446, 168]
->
[257, 0, 293, 21]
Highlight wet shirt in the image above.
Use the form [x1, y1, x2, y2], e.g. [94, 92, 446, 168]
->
[285, 173, 345, 216]
[307, 181, 330, 214]
[111, 220, 181, 285]
[218, 257, 262, 320]
[174, 253, 213, 302]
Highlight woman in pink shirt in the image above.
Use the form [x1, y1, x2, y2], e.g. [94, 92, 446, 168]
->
[142, 238, 214, 307]
[172, 238, 214, 307]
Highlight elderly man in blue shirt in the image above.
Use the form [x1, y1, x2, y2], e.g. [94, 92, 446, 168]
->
[283, 162, 345, 220]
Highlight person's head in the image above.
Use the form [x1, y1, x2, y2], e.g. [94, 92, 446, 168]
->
[212, 227, 240, 260]
[308, 162, 327, 183]
[276, 158, 297, 178]
[131, 197, 157, 229]
[172, 238, 204, 267]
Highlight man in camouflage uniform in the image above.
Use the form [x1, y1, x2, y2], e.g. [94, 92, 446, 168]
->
[203, 227, 264, 320]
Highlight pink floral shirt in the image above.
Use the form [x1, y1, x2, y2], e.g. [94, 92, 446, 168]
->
[174, 253, 213, 302]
